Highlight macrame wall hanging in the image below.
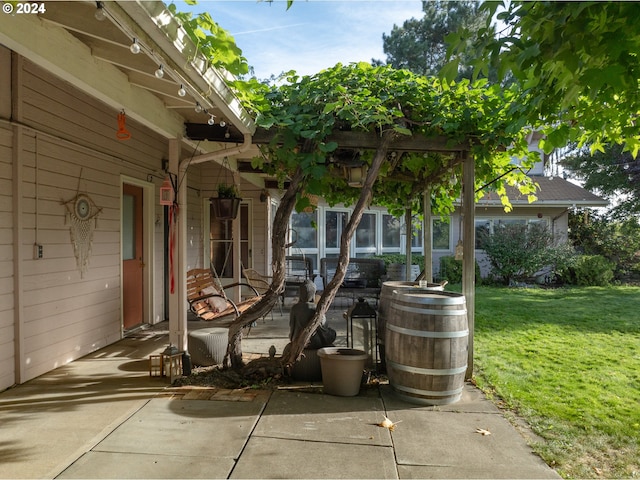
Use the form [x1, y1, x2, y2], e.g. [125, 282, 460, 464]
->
[61, 170, 103, 278]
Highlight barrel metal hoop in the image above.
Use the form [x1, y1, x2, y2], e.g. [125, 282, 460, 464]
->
[386, 323, 469, 338]
[392, 383, 464, 397]
[392, 389, 463, 406]
[391, 304, 467, 316]
[387, 359, 467, 375]
[392, 293, 466, 306]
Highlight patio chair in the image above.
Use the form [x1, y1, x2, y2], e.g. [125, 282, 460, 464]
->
[186, 268, 263, 326]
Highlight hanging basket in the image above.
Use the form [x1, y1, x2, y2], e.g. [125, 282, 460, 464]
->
[210, 197, 241, 220]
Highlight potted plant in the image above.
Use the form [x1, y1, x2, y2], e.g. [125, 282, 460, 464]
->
[210, 183, 241, 219]
[376, 254, 422, 281]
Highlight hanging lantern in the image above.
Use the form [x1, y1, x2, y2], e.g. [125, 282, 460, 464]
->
[345, 164, 368, 187]
[346, 297, 378, 370]
[159, 175, 174, 206]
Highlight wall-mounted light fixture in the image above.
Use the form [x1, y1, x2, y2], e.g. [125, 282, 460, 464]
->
[160, 175, 175, 206]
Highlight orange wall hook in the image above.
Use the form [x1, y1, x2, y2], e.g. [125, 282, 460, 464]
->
[116, 110, 131, 140]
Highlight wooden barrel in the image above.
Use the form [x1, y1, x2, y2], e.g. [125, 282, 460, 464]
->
[378, 281, 445, 359]
[385, 291, 468, 405]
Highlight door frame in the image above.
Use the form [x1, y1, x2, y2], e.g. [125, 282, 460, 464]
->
[120, 175, 155, 330]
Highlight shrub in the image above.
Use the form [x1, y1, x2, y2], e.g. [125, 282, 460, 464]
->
[569, 211, 640, 280]
[479, 222, 575, 285]
[566, 255, 615, 286]
[439, 255, 481, 284]
[374, 253, 424, 267]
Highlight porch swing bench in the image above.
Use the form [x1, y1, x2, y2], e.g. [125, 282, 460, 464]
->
[186, 268, 263, 326]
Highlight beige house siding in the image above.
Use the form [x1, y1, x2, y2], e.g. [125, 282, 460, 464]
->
[19, 59, 165, 168]
[0, 124, 15, 390]
[3, 55, 173, 387]
[0, 47, 10, 118]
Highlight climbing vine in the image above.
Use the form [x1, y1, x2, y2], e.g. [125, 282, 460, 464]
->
[234, 62, 539, 215]
[168, 1, 249, 76]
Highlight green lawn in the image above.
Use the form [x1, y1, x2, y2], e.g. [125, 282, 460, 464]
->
[470, 285, 640, 479]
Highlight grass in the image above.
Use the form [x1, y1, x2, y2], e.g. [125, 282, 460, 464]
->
[469, 285, 640, 478]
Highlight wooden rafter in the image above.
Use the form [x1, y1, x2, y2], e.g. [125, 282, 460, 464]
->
[186, 124, 472, 154]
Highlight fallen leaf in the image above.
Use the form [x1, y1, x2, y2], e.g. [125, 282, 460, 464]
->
[475, 428, 491, 436]
[378, 416, 402, 431]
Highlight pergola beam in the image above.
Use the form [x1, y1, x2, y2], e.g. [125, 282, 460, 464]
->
[186, 124, 472, 153]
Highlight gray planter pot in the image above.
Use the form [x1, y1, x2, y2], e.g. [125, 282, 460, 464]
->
[317, 347, 369, 396]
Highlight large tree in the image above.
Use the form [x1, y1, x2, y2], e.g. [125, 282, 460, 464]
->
[561, 144, 640, 218]
[379, 0, 489, 80]
[446, 2, 640, 154]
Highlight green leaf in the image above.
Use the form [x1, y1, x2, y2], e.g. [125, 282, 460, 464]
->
[300, 130, 318, 139]
[440, 58, 460, 83]
[319, 141, 338, 153]
[322, 102, 341, 114]
[393, 125, 412, 136]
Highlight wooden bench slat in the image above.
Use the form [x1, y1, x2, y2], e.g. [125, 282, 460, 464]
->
[186, 268, 263, 322]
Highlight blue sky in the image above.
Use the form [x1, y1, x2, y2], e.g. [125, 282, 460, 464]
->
[175, 1, 425, 79]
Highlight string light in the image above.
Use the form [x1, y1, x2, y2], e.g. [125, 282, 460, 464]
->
[121, 30, 216, 122]
[219, 120, 226, 128]
[94, 2, 106, 21]
[129, 38, 141, 54]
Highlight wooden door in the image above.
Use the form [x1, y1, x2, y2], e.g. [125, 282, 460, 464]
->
[122, 184, 144, 329]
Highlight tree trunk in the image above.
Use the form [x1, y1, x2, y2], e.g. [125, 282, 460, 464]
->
[282, 130, 396, 367]
[223, 166, 306, 369]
